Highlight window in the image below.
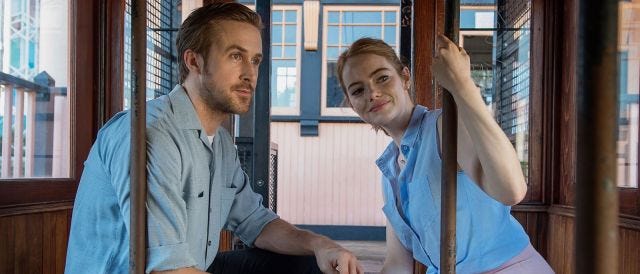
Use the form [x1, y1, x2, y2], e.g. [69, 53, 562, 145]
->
[271, 6, 301, 115]
[123, 0, 180, 109]
[617, 0, 639, 188]
[460, 1, 531, 183]
[322, 6, 400, 116]
[0, 0, 71, 178]
[494, 1, 530, 182]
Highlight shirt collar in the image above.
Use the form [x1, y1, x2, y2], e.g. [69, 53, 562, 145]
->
[400, 105, 428, 149]
[375, 105, 428, 175]
[168, 84, 204, 130]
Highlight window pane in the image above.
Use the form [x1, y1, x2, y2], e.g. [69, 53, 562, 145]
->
[492, 1, 530, 182]
[284, 46, 296, 58]
[1, 0, 71, 178]
[617, 1, 639, 188]
[272, 45, 283, 58]
[271, 60, 297, 108]
[285, 10, 296, 23]
[273, 10, 283, 23]
[342, 11, 381, 24]
[327, 26, 340, 45]
[384, 26, 396, 44]
[326, 47, 340, 61]
[328, 11, 340, 24]
[342, 26, 382, 44]
[284, 25, 297, 43]
[461, 10, 476, 28]
[384, 11, 396, 24]
[326, 62, 346, 107]
[272, 25, 282, 43]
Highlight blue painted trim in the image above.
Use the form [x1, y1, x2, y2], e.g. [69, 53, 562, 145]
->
[300, 119, 319, 136]
[298, 2, 323, 136]
[295, 225, 386, 241]
[272, 115, 364, 122]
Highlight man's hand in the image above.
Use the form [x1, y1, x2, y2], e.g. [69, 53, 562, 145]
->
[314, 245, 363, 274]
[255, 218, 363, 274]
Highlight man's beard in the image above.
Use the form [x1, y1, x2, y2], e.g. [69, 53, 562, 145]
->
[199, 74, 253, 115]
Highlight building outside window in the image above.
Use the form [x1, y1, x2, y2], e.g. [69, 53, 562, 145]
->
[0, 0, 71, 178]
[617, 0, 639, 188]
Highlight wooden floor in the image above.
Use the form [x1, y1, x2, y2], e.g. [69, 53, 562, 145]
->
[336, 241, 385, 274]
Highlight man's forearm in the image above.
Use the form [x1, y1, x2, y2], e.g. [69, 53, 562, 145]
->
[254, 218, 337, 255]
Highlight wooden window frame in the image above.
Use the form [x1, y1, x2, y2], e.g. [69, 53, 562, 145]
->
[553, 0, 639, 217]
[0, 0, 121, 211]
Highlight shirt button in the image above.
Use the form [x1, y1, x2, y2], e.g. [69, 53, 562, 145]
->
[207, 240, 212, 246]
[401, 145, 409, 154]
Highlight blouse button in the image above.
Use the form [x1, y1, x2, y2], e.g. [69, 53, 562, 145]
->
[401, 145, 409, 154]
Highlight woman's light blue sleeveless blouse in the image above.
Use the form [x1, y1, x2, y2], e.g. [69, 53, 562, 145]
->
[376, 105, 529, 274]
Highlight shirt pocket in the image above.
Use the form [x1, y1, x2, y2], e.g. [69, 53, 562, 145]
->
[219, 186, 237, 225]
[184, 188, 207, 213]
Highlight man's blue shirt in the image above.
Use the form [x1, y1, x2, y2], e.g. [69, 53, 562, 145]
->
[65, 85, 278, 273]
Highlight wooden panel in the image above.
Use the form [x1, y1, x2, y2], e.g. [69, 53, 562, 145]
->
[219, 230, 233, 252]
[620, 227, 640, 273]
[548, 213, 570, 273]
[548, 208, 640, 274]
[511, 208, 549, 258]
[271, 122, 391, 226]
[558, 0, 578, 207]
[0, 209, 71, 274]
[0, 216, 15, 274]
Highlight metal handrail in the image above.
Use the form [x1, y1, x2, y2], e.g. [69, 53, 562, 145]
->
[440, 0, 460, 273]
[575, 0, 619, 273]
[130, 0, 147, 273]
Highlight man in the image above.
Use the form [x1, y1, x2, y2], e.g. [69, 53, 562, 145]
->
[65, 3, 363, 274]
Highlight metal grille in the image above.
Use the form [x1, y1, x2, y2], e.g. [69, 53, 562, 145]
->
[268, 143, 278, 213]
[235, 137, 279, 213]
[494, 0, 531, 179]
[124, 0, 179, 108]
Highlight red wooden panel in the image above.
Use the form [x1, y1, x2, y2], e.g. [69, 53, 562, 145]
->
[0, 217, 15, 274]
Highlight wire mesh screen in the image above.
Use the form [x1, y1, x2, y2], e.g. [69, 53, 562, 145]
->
[268, 143, 278, 213]
[235, 138, 278, 213]
[124, 0, 180, 108]
[494, 0, 531, 180]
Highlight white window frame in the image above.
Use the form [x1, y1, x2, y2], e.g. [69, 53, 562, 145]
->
[244, 4, 302, 116]
[271, 5, 302, 116]
[321, 5, 400, 116]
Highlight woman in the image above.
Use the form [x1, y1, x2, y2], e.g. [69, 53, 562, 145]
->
[336, 35, 554, 274]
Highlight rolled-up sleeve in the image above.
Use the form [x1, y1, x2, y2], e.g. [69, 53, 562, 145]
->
[223, 153, 278, 246]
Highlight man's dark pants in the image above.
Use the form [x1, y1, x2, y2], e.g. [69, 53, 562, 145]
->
[207, 248, 323, 274]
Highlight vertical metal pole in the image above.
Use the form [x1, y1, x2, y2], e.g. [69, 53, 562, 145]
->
[441, 0, 459, 273]
[238, 0, 271, 207]
[575, 0, 619, 273]
[400, 0, 414, 74]
[130, 0, 147, 273]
